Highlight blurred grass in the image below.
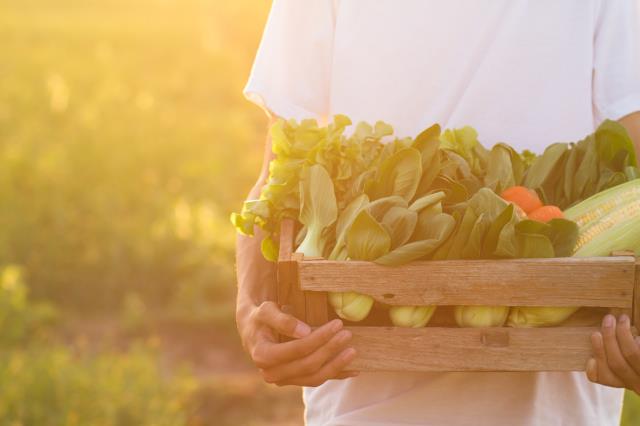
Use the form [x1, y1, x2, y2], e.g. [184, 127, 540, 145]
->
[0, 0, 268, 314]
[0, 343, 197, 425]
[623, 391, 640, 426]
[0, 339, 303, 426]
[0, 240, 303, 425]
[0, 0, 638, 424]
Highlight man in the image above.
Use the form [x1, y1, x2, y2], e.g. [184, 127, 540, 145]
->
[236, 1, 640, 424]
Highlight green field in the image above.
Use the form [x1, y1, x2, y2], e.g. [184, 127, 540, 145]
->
[0, 0, 638, 424]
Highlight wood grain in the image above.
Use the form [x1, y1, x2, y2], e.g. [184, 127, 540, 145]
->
[277, 220, 306, 326]
[299, 257, 636, 308]
[344, 327, 602, 372]
[305, 291, 328, 326]
[278, 255, 305, 323]
[634, 259, 640, 327]
[563, 308, 609, 327]
[277, 219, 295, 262]
[280, 219, 638, 371]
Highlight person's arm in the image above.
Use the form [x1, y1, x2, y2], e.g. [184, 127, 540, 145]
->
[585, 111, 640, 394]
[235, 120, 357, 387]
[620, 111, 640, 164]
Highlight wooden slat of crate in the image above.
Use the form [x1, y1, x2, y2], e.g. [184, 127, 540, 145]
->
[305, 292, 329, 326]
[345, 327, 605, 372]
[277, 221, 306, 322]
[277, 220, 639, 371]
[298, 257, 635, 308]
[634, 259, 640, 326]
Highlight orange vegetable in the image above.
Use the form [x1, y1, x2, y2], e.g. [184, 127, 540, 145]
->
[500, 186, 543, 214]
[528, 205, 564, 223]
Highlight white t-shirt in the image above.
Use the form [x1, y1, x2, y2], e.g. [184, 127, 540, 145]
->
[245, 1, 640, 425]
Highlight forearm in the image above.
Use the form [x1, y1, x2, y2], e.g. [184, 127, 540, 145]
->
[235, 201, 277, 330]
[235, 122, 278, 332]
[619, 111, 640, 164]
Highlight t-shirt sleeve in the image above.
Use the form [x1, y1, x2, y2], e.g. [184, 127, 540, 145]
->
[593, 0, 640, 123]
[244, 0, 337, 122]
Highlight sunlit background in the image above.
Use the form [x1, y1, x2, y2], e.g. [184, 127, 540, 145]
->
[0, 1, 637, 424]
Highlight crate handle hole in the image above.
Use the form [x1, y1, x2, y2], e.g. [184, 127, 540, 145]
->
[383, 293, 395, 300]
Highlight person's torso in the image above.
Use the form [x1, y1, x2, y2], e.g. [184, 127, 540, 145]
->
[309, 2, 625, 425]
[304, 371, 623, 426]
[330, 0, 597, 153]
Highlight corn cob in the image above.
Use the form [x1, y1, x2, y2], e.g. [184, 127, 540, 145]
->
[510, 180, 640, 328]
[574, 199, 640, 253]
[564, 179, 640, 256]
[573, 213, 640, 257]
[564, 179, 640, 226]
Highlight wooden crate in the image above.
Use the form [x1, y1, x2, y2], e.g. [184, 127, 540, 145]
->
[276, 219, 640, 372]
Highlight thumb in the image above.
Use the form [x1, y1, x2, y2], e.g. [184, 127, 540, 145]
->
[255, 301, 311, 339]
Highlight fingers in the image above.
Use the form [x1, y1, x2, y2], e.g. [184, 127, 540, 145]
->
[263, 368, 359, 387]
[275, 347, 359, 387]
[333, 371, 361, 380]
[616, 315, 640, 377]
[600, 314, 640, 391]
[587, 331, 624, 388]
[261, 329, 353, 383]
[254, 301, 311, 338]
[251, 319, 344, 368]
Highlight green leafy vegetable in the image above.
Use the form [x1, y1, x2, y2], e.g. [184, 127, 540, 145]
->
[329, 209, 391, 322]
[413, 124, 443, 196]
[296, 165, 338, 257]
[440, 126, 489, 177]
[508, 219, 579, 327]
[377, 213, 455, 265]
[523, 143, 567, 190]
[381, 206, 418, 249]
[523, 120, 640, 209]
[454, 306, 509, 328]
[409, 191, 446, 212]
[514, 219, 578, 259]
[507, 307, 578, 328]
[346, 210, 391, 261]
[328, 291, 375, 323]
[389, 305, 436, 328]
[481, 204, 516, 258]
[231, 115, 628, 329]
[329, 194, 370, 260]
[484, 143, 526, 193]
[367, 148, 423, 202]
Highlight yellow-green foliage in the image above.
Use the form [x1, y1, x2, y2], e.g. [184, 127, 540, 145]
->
[0, 265, 57, 345]
[0, 0, 269, 313]
[623, 391, 640, 426]
[1, 0, 639, 423]
[0, 343, 197, 426]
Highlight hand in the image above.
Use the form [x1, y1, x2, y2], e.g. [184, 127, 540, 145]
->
[586, 314, 640, 394]
[238, 301, 358, 387]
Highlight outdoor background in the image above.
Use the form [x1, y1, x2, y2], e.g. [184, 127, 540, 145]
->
[0, 0, 637, 424]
